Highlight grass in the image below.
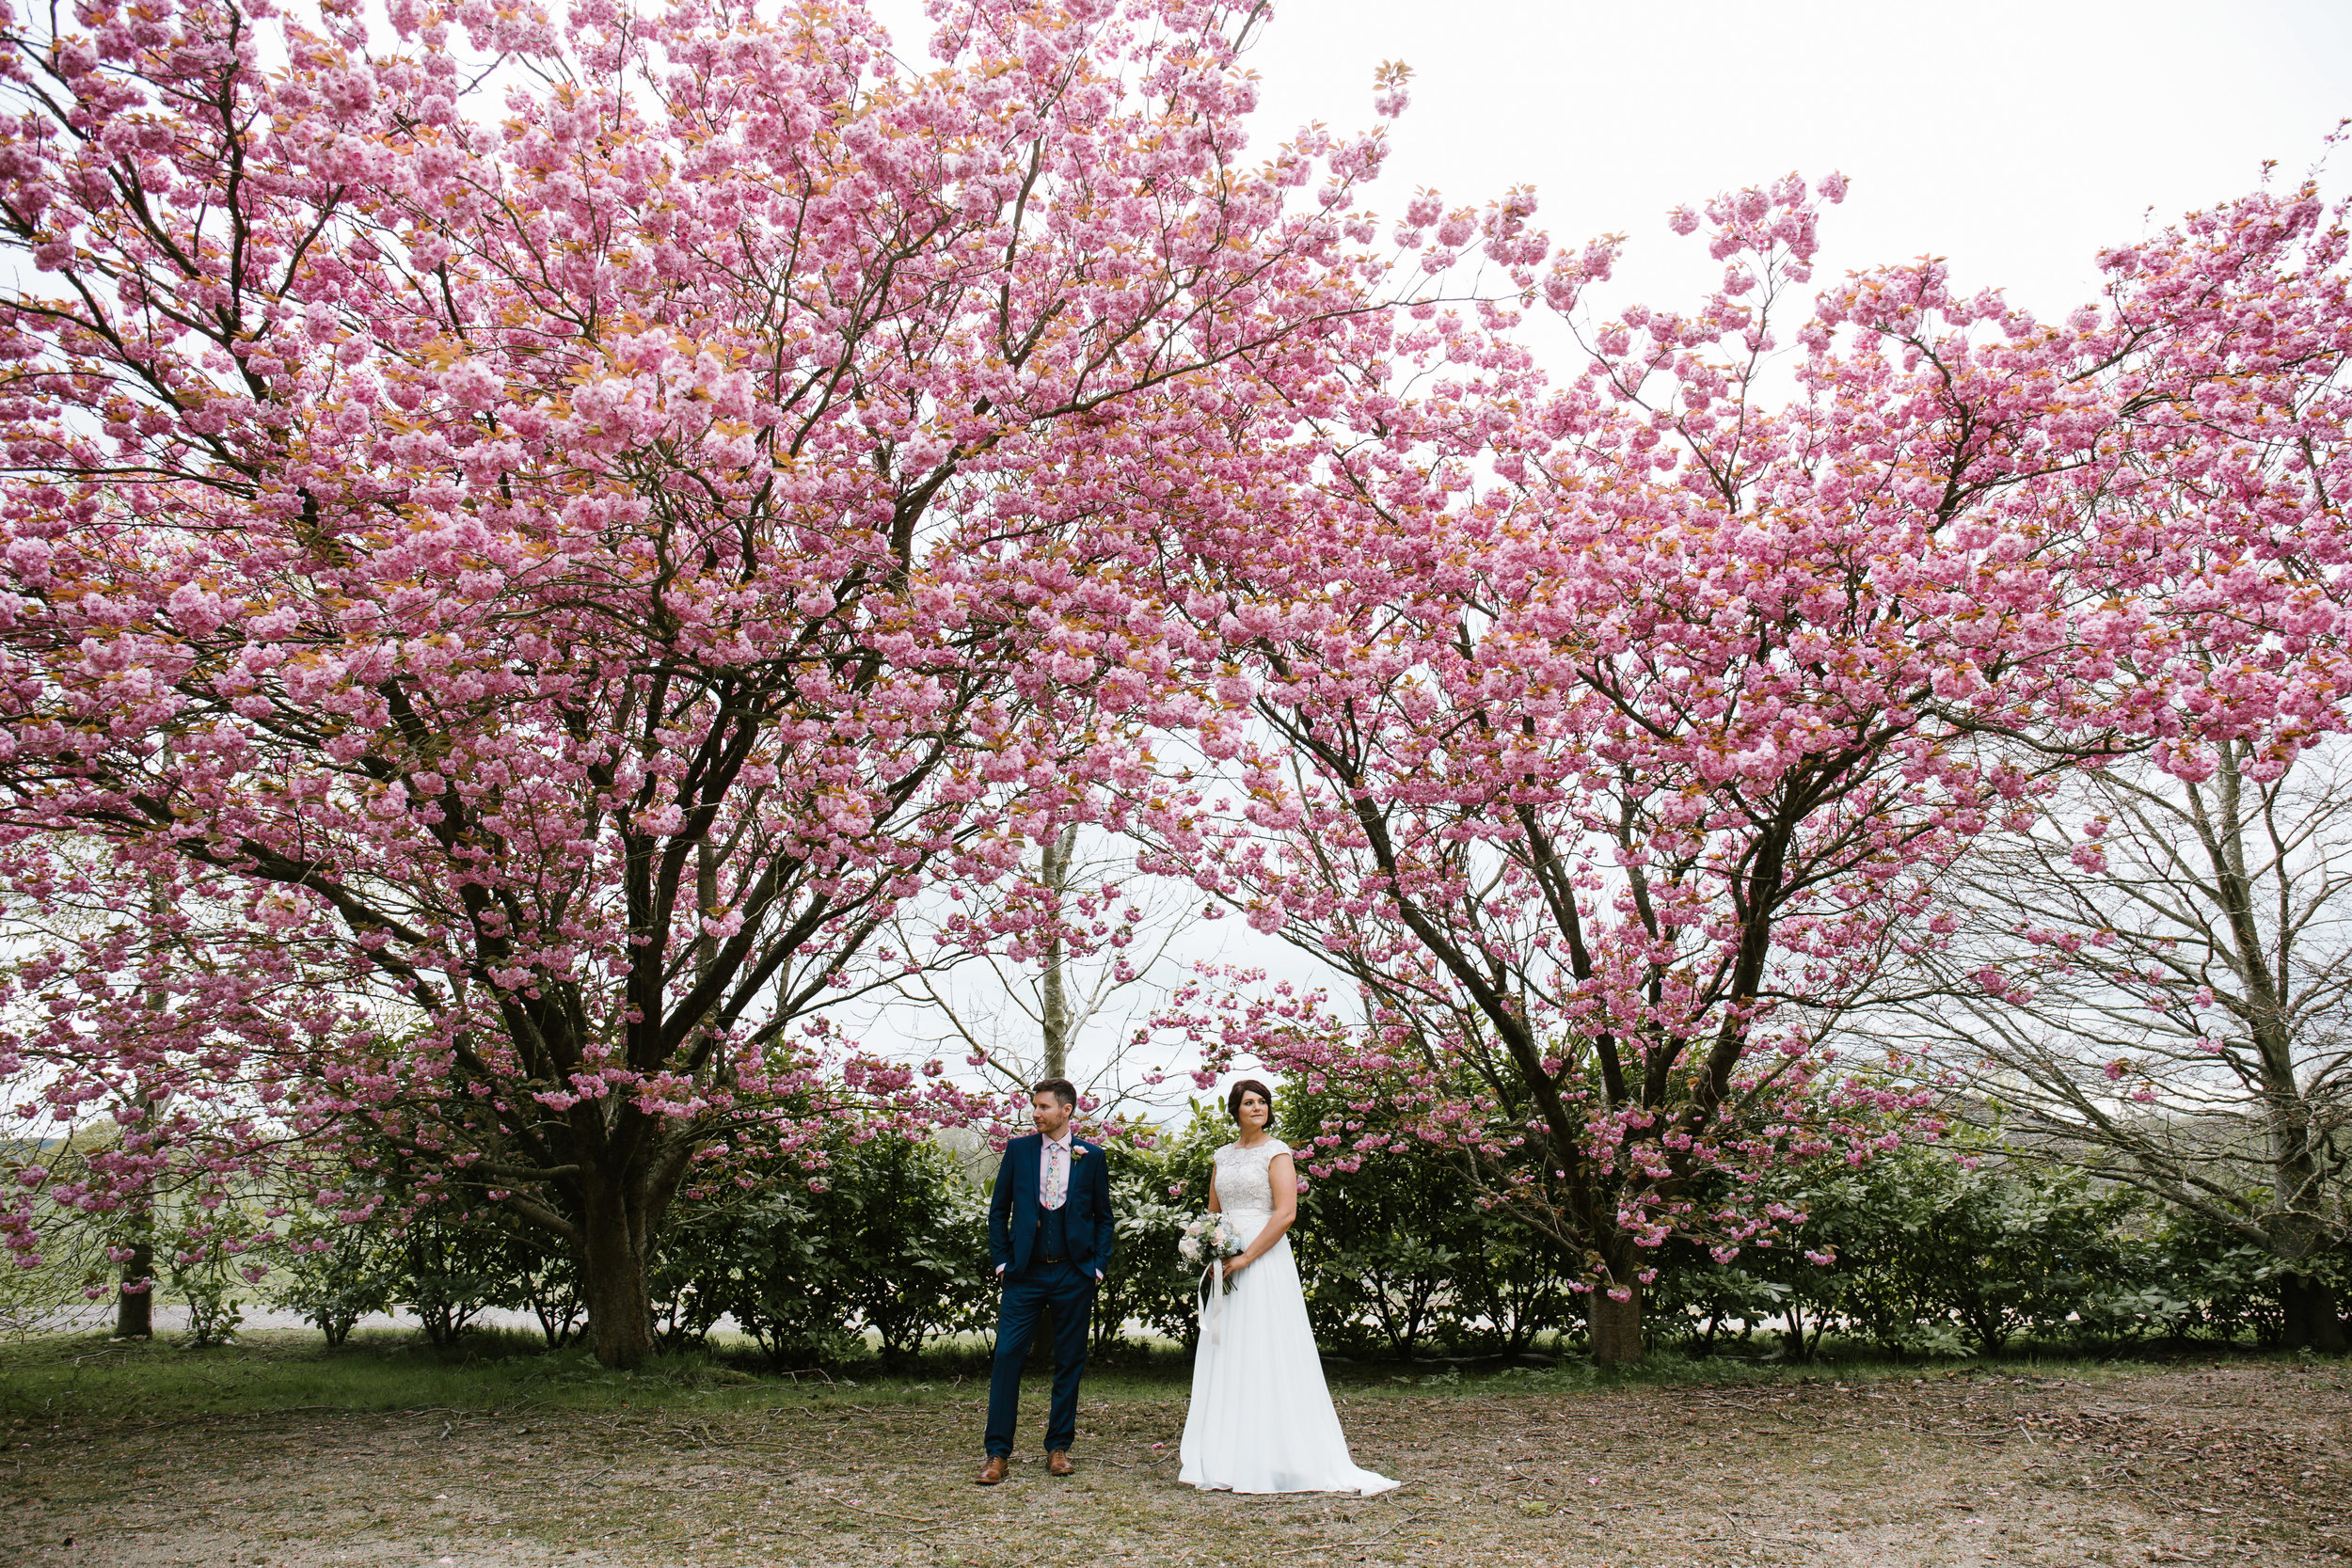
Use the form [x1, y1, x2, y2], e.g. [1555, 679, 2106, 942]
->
[0, 1326, 1252, 1425]
[3, 1321, 2334, 1426]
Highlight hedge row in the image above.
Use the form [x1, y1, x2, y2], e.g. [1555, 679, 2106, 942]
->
[256, 1098, 2348, 1364]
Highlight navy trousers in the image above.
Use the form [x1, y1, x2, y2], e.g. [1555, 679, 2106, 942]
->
[984, 1259, 1095, 1455]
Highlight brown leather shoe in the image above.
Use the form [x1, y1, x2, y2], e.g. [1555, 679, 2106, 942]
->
[1046, 1449, 1074, 1478]
[977, 1454, 1009, 1486]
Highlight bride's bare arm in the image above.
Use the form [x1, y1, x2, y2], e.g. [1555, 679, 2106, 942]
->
[1206, 1164, 1221, 1214]
[1227, 1152, 1297, 1274]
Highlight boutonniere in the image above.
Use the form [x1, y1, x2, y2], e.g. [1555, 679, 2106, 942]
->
[1071, 1145, 1089, 1161]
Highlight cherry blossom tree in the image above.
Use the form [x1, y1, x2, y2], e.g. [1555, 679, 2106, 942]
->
[1150, 172, 2352, 1362]
[0, 0, 1413, 1364]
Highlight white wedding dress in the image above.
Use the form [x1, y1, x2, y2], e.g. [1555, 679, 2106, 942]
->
[1178, 1138, 1399, 1496]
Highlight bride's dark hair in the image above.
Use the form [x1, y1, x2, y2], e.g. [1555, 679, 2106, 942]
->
[1226, 1079, 1276, 1128]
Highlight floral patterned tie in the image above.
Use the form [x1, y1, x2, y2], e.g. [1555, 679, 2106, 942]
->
[1042, 1137, 1068, 1211]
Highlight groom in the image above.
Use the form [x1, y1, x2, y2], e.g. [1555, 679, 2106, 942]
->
[979, 1077, 1115, 1484]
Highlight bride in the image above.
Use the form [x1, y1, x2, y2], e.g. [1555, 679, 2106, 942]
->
[1179, 1080, 1399, 1496]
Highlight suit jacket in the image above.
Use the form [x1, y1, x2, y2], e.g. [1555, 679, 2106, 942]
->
[989, 1132, 1116, 1279]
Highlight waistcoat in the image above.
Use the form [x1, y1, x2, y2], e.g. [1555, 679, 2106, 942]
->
[1032, 1196, 1073, 1263]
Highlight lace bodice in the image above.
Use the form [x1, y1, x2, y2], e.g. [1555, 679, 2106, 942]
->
[1212, 1138, 1291, 1214]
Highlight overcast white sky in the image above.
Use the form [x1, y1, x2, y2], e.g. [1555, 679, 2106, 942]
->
[1240, 0, 2352, 321]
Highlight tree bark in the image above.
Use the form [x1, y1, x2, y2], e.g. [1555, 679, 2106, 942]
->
[1040, 825, 1076, 1081]
[696, 841, 720, 979]
[2280, 1275, 2349, 1354]
[1589, 1276, 1644, 1367]
[113, 1237, 152, 1340]
[119, 870, 166, 1343]
[2200, 750, 2347, 1355]
[580, 1188, 658, 1369]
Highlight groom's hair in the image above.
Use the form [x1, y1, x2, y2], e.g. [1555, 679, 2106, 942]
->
[1031, 1077, 1078, 1108]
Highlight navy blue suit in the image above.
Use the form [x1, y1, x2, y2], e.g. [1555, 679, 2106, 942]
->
[984, 1134, 1116, 1456]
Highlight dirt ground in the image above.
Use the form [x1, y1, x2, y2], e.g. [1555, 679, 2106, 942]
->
[3, 1361, 2346, 1567]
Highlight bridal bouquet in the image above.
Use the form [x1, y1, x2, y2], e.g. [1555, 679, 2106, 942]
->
[1178, 1212, 1247, 1296]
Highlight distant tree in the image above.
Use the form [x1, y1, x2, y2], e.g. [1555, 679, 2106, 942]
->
[867, 826, 1201, 1121]
[1887, 740, 2352, 1350]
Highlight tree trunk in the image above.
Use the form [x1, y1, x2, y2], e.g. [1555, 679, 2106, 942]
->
[1589, 1277, 1643, 1367]
[2280, 1275, 2348, 1354]
[113, 1237, 152, 1340]
[2266, 1189, 2344, 1352]
[1040, 824, 1077, 1080]
[119, 872, 167, 1344]
[580, 1192, 657, 1369]
[2207, 757, 2346, 1359]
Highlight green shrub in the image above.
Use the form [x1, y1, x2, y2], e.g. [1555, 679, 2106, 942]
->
[264, 1220, 399, 1348]
[653, 1127, 991, 1370]
[1098, 1108, 1231, 1352]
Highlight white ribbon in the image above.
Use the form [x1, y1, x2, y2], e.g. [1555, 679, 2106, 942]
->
[1201, 1255, 1226, 1348]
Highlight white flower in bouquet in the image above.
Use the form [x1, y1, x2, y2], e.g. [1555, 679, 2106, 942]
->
[1179, 1212, 1247, 1295]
